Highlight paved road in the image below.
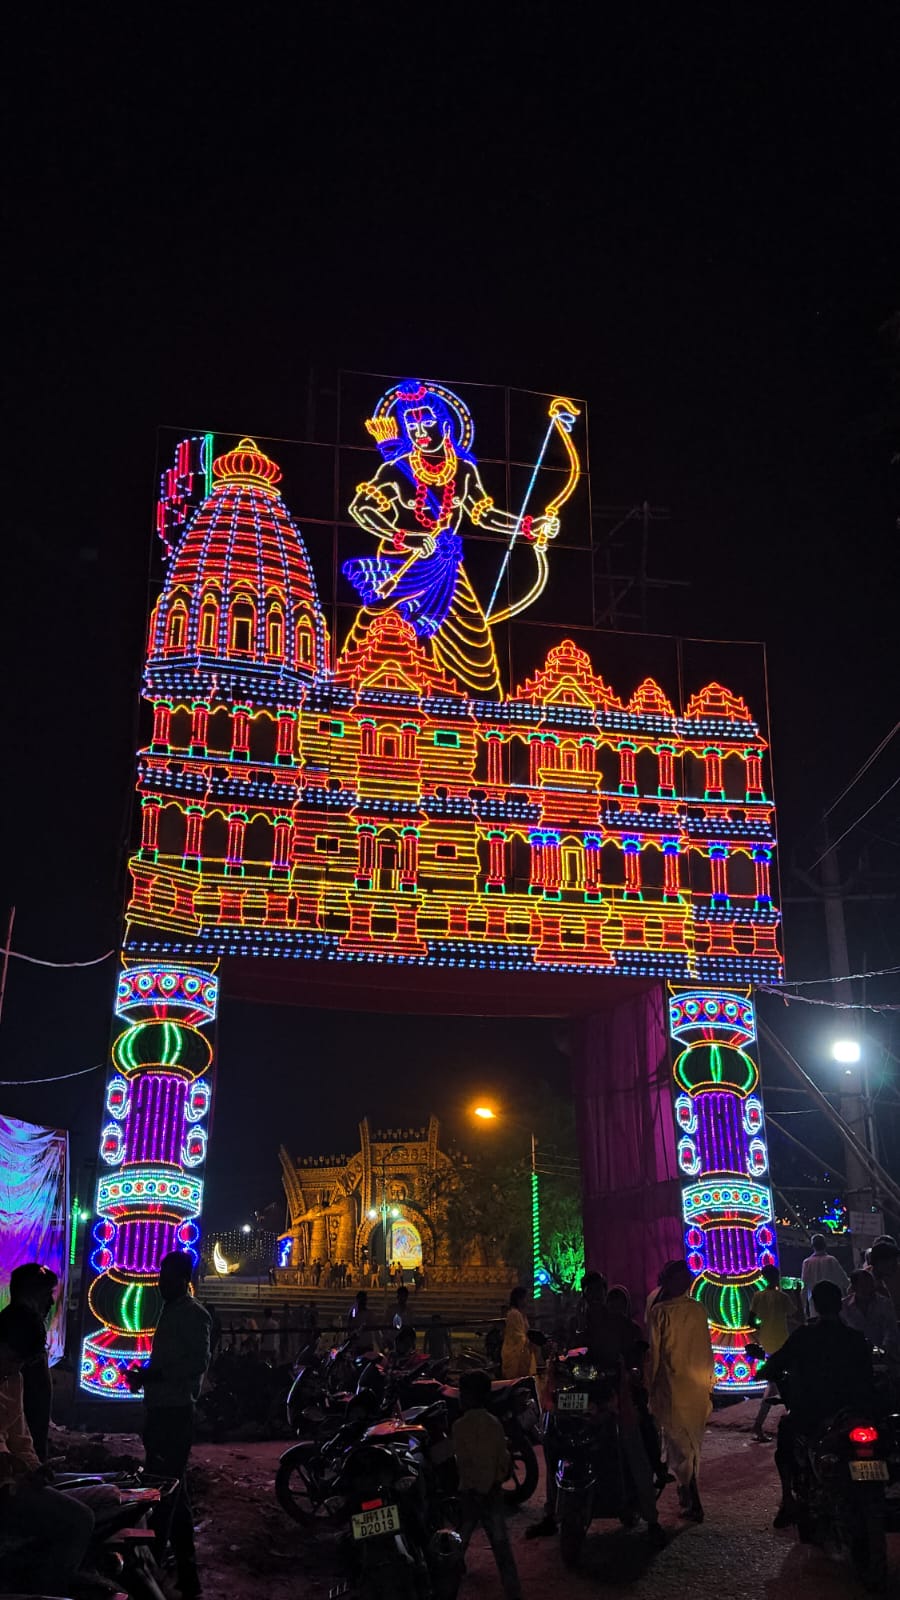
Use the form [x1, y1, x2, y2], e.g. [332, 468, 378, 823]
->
[486, 1405, 900, 1599]
[184, 1400, 900, 1597]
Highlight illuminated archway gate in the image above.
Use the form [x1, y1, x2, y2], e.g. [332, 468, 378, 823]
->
[81, 380, 782, 1398]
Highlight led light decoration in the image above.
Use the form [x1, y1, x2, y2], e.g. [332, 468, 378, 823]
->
[344, 381, 580, 696]
[81, 963, 218, 1397]
[87, 380, 784, 1395]
[668, 984, 777, 1394]
[531, 1168, 541, 1297]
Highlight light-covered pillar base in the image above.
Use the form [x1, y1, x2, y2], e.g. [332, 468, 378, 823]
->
[668, 986, 776, 1395]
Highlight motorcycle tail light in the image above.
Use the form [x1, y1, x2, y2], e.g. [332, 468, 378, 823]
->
[848, 1425, 879, 1445]
[361, 1497, 383, 1510]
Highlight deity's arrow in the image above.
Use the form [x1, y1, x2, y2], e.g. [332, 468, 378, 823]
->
[484, 396, 581, 624]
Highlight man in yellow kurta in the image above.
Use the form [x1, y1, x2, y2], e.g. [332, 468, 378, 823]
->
[647, 1259, 715, 1522]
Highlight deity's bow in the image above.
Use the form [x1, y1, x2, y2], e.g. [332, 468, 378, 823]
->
[484, 395, 581, 625]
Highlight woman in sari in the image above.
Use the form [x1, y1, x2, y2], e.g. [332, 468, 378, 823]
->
[500, 1286, 537, 1379]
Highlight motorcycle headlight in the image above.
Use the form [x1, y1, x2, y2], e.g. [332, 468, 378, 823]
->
[570, 1364, 599, 1382]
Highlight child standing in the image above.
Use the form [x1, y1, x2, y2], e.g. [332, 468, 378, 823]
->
[452, 1370, 522, 1600]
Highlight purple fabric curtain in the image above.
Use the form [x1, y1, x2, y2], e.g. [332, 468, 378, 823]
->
[0, 1116, 69, 1363]
[573, 985, 682, 1320]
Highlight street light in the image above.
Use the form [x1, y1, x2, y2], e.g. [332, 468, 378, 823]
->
[829, 1037, 881, 1249]
[241, 1224, 252, 1235]
[470, 1102, 540, 1296]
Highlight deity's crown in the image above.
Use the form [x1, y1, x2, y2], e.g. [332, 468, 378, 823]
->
[366, 415, 400, 445]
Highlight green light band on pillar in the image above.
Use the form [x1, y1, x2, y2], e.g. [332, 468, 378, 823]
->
[531, 1169, 540, 1294]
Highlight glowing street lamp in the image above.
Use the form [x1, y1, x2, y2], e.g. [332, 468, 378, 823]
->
[241, 1224, 252, 1234]
[471, 1102, 541, 1295]
[832, 1039, 861, 1067]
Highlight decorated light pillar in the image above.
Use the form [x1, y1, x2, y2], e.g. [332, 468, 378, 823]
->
[667, 985, 776, 1393]
[81, 963, 217, 1396]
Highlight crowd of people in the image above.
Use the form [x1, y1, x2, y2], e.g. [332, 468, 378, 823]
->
[270, 1256, 427, 1292]
[1, 1231, 898, 1597]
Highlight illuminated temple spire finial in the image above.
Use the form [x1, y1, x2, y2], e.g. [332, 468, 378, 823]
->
[212, 438, 283, 492]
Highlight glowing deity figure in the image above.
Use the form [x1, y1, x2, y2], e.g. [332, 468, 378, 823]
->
[343, 380, 579, 696]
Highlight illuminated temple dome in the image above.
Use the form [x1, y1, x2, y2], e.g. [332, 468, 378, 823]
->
[145, 438, 328, 705]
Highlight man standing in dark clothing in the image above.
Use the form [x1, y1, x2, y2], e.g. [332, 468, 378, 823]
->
[8, 1262, 58, 1462]
[760, 1278, 874, 1527]
[128, 1251, 211, 1598]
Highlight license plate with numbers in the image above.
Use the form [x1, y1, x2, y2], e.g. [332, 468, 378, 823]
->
[849, 1459, 888, 1482]
[352, 1504, 401, 1539]
[558, 1390, 589, 1412]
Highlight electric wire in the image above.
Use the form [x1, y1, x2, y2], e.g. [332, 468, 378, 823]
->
[0, 1063, 104, 1086]
[823, 719, 900, 820]
[1, 946, 115, 968]
[808, 770, 900, 871]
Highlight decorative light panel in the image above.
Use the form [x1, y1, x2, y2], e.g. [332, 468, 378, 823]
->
[668, 984, 776, 1394]
[83, 377, 783, 1393]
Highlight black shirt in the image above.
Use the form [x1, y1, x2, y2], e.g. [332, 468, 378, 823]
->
[583, 1306, 643, 1371]
[760, 1317, 874, 1432]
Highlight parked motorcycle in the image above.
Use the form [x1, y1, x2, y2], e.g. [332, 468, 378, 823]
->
[197, 1346, 294, 1439]
[437, 1376, 541, 1506]
[0, 1469, 178, 1600]
[547, 1352, 646, 1567]
[790, 1410, 891, 1590]
[275, 1396, 453, 1530]
[329, 1422, 462, 1600]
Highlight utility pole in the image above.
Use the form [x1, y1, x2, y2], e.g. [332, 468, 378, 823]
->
[818, 824, 879, 1250]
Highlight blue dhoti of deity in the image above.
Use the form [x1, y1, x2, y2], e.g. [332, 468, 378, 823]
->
[342, 530, 463, 640]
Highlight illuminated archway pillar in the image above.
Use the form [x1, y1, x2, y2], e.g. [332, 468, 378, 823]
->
[80, 962, 218, 1398]
[667, 985, 777, 1394]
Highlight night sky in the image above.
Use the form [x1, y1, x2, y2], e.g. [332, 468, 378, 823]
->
[5, 9, 900, 1228]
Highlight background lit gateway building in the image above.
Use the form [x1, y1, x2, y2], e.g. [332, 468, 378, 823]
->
[82, 375, 783, 1397]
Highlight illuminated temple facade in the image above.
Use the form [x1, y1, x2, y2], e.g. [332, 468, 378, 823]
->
[81, 421, 782, 1398]
[125, 441, 778, 979]
[278, 1119, 481, 1279]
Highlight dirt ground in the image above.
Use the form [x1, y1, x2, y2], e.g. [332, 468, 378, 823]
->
[55, 1400, 900, 1599]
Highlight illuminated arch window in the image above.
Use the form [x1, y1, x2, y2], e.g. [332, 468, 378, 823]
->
[378, 727, 400, 759]
[266, 603, 285, 659]
[377, 831, 399, 890]
[562, 843, 583, 888]
[198, 594, 220, 651]
[165, 601, 188, 653]
[295, 615, 313, 667]
[230, 595, 256, 654]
